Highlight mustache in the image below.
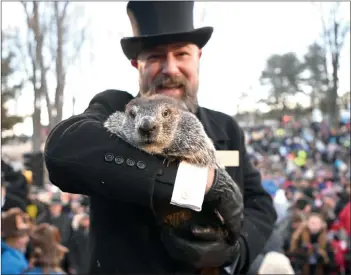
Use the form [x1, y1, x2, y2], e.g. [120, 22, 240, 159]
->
[139, 74, 198, 113]
[152, 75, 188, 89]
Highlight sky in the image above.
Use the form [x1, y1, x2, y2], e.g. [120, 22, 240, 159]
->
[1, 2, 350, 136]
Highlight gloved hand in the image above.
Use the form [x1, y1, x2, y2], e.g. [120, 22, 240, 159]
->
[205, 167, 244, 243]
[161, 224, 241, 269]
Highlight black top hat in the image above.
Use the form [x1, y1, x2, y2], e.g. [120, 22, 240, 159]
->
[120, 1, 213, 60]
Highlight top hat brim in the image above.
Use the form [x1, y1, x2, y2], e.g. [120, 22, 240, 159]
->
[120, 26, 213, 60]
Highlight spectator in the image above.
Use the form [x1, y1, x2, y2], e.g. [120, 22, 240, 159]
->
[69, 213, 90, 274]
[36, 193, 74, 274]
[1, 159, 29, 208]
[294, 198, 313, 217]
[338, 201, 351, 236]
[24, 223, 68, 274]
[258, 251, 295, 274]
[36, 193, 73, 247]
[1, 208, 32, 274]
[289, 213, 334, 275]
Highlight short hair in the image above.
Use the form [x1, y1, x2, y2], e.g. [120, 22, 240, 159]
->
[295, 198, 310, 210]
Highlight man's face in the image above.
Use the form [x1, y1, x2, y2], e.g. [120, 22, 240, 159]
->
[323, 196, 336, 209]
[61, 192, 71, 204]
[49, 204, 62, 217]
[307, 215, 324, 234]
[80, 217, 90, 229]
[135, 42, 201, 113]
[16, 235, 30, 252]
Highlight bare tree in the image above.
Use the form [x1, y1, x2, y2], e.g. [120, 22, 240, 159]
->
[18, 2, 88, 151]
[49, 2, 86, 128]
[316, 2, 350, 126]
[21, 2, 48, 152]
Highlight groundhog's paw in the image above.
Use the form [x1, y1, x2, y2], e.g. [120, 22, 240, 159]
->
[163, 157, 177, 167]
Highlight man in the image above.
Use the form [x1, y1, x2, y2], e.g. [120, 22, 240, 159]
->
[23, 223, 69, 275]
[36, 193, 74, 273]
[44, 1, 276, 274]
[1, 159, 29, 212]
[1, 208, 31, 274]
[36, 193, 73, 246]
[69, 213, 90, 274]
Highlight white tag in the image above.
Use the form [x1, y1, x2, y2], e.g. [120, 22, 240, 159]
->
[215, 150, 239, 167]
[170, 161, 208, 212]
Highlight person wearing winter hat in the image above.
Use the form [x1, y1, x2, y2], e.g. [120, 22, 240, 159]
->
[1, 207, 32, 274]
[36, 192, 73, 248]
[258, 251, 295, 274]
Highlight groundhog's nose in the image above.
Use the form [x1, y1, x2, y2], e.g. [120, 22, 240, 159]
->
[139, 118, 157, 135]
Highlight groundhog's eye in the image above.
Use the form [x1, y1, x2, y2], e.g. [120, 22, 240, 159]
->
[162, 109, 170, 118]
[129, 110, 136, 119]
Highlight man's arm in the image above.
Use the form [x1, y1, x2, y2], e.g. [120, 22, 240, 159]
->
[199, 126, 277, 273]
[44, 90, 178, 207]
[158, 117, 276, 272]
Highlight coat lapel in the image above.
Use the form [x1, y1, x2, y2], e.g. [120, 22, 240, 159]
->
[196, 107, 238, 179]
[196, 107, 230, 150]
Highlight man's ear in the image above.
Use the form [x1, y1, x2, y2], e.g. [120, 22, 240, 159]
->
[198, 49, 202, 59]
[131, 59, 138, 69]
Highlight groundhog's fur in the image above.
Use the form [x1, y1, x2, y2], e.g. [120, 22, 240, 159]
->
[104, 94, 218, 167]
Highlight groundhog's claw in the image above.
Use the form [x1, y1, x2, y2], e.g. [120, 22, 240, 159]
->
[163, 157, 176, 167]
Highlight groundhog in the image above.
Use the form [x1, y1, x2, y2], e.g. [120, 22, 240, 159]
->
[104, 94, 231, 275]
[104, 94, 218, 168]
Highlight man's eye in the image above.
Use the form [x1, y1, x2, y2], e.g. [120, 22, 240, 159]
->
[148, 54, 161, 60]
[177, 52, 189, 57]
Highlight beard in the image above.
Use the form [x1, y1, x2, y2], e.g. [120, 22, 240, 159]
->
[139, 74, 199, 113]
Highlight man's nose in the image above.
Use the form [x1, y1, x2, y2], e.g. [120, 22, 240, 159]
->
[161, 55, 179, 75]
[139, 117, 157, 134]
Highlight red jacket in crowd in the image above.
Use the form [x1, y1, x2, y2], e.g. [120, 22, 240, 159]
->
[338, 202, 351, 236]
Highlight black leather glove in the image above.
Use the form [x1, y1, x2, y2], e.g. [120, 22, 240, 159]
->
[204, 167, 244, 244]
[161, 224, 241, 269]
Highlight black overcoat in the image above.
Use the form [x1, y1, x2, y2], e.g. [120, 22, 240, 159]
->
[44, 90, 277, 274]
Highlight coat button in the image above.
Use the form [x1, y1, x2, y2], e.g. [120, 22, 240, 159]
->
[156, 169, 163, 176]
[126, 158, 135, 166]
[115, 156, 124, 165]
[104, 153, 114, 162]
[136, 161, 146, 169]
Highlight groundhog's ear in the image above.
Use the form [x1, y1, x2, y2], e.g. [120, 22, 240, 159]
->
[125, 100, 137, 112]
[125, 102, 132, 111]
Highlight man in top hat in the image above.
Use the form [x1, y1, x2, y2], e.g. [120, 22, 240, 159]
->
[44, 1, 276, 274]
